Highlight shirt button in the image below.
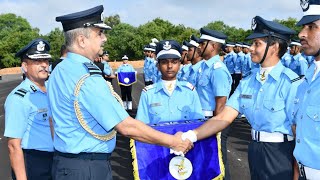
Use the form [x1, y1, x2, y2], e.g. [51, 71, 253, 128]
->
[260, 89, 263, 92]
[314, 114, 318, 119]
[297, 139, 300, 143]
[307, 90, 311, 93]
[271, 108, 274, 111]
[242, 105, 245, 108]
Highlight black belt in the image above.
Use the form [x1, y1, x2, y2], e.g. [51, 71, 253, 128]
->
[55, 151, 111, 160]
[23, 149, 54, 157]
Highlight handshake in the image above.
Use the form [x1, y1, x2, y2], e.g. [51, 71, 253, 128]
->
[170, 130, 198, 156]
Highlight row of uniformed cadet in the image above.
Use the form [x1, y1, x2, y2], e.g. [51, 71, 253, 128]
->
[5, 5, 192, 180]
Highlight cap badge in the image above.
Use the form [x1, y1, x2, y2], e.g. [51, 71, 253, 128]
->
[300, 0, 310, 12]
[163, 41, 171, 50]
[37, 41, 45, 52]
[251, 18, 257, 30]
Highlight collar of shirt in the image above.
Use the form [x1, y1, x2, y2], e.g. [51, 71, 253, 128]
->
[155, 79, 183, 93]
[192, 60, 203, 72]
[204, 55, 220, 68]
[292, 53, 302, 61]
[23, 78, 45, 93]
[67, 52, 92, 64]
[255, 61, 284, 82]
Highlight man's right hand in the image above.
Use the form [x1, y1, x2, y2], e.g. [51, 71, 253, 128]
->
[170, 132, 193, 155]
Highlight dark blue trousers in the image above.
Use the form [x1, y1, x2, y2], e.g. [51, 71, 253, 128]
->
[12, 149, 53, 180]
[52, 152, 112, 180]
[248, 140, 295, 180]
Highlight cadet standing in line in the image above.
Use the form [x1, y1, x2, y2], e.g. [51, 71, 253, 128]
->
[49, 5, 192, 180]
[182, 16, 299, 180]
[187, 35, 204, 86]
[292, 0, 320, 179]
[288, 40, 308, 77]
[223, 42, 237, 95]
[177, 40, 189, 80]
[233, 42, 245, 90]
[143, 44, 154, 86]
[101, 50, 115, 83]
[179, 41, 192, 81]
[242, 42, 252, 77]
[116, 55, 136, 110]
[196, 28, 232, 180]
[136, 40, 204, 124]
[4, 38, 54, 180]
[281, 47, 292, 67]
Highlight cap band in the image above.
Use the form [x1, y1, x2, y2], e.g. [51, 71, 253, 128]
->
[304, 4, 320, 16]
[236, 43, 243, 47]
[200, 34, 225, 44]
[291, 42, 302, 46]
[243, 45, 250, 48]
[189, 40, 199, 47]
[27, 53, 52, 59]
[182, 45, 189, 51]
[156, 49, 181, 59]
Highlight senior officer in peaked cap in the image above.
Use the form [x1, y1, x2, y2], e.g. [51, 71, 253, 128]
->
[4, 38, 54, 180]
[49, 5, 192, 180]
[181, 16, 300, 180]
[136, 40, 204, 124]
[293, 0, 320, 179]
[196, 27, 232, 180]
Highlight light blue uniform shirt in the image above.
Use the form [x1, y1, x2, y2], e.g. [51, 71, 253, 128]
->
[143, 57, 154, 81]
[179, 64, 192, 81]
[227, 62, 299, 135]
[188, 60, 204, 86]
[234, 52, 244, 74]
[116, 63, 135, 73]
[48, 52, 129, 154]
[293, 63, 320, 169]
[151, 61, 161, 83]
[281, 52, 292, 68]
[197, 55, 232, 111]
[224, 51, 236, 74]
[302, 53, 315, 66]
[136, 79, 204, 124]
[102, 61, 112, 76]
[242, 53, 252, 77]
[4, 78, 54, 152]
[288, 53, 308, 76]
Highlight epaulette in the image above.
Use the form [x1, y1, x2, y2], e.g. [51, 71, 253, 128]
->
[183, 82, 195, 91]
[283, 68, 300, 83]
[143, 84, 154, 92]
[213, 61, 223, 69]
[83, 62, 102, 76]
[13, 88, 28, 98]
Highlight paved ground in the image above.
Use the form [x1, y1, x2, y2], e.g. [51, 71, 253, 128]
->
[0, 72, 251, 180]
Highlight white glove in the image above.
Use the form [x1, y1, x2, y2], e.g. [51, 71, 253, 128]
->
[181, 130, 197, 143]
[169, 149, 184, 157]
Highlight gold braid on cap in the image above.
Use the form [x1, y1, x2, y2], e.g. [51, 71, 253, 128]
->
[74, 74, 124, 141]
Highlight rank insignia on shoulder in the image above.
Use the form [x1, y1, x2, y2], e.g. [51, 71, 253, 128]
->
[213, 62, 222, 69]
[143, 84, 154, 92]
[83, 62, 102, 76]
[30, 85, 37, 92]
[291, 76, 302, 83]
[14, 88, 27, 98]
[185, 82, 195, 91]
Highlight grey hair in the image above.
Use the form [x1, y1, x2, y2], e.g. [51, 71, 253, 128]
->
[64, 28, 92, 51]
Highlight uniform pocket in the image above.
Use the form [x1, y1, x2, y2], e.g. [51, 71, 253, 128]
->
[240, 99, 254, 109]
[306, 105, 320, 122]
[263, 100, 285, 112]
[177, 105, 191, 120]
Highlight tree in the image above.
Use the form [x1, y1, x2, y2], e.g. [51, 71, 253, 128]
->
[0, 13, 39, 68]
[46, 28, 65, 61]
[104, 14, 121, 29]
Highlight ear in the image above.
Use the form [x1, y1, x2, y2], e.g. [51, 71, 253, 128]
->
[21, 61, 28, 73]
[77, 35, 86, 49]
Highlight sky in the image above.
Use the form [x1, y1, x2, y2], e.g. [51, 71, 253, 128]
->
[0, 0, 304, 35]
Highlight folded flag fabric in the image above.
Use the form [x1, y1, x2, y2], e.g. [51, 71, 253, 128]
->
[130, 120, 224, 180]
[117, 72, 137, 86]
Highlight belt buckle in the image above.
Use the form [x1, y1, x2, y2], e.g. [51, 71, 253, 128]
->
[298, 163, 307, 179]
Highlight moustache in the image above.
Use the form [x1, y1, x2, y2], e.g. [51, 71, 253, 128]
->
[39, 68, 49, 73]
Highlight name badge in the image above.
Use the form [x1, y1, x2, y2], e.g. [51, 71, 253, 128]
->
[150, 102, 161, 107]
[38, 108, 48, 113]
[240, 94, 252, 99]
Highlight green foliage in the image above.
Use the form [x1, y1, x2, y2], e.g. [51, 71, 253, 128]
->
[274, 17, 301, 40]
[0, 13, 301, 67]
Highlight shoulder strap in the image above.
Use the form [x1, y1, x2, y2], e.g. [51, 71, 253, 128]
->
[14, 88, 28, 98]
[83, 62, 102, 76]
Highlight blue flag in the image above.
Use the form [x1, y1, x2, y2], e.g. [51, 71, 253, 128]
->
[130, 120, 225, 180]
[117, 72, 137, 86]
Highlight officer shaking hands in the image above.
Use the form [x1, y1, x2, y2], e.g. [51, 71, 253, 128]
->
[48, 5, 192, 180]
[4, 39, 54, 180]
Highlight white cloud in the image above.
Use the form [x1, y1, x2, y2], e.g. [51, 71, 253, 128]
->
[0, 0, 304, 35]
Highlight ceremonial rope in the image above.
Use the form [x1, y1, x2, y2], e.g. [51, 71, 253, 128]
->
[74, 74, 123, 141]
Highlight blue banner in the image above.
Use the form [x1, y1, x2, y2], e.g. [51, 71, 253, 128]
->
[130, 120, 224, 180]
[117, 72, 137, 86]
